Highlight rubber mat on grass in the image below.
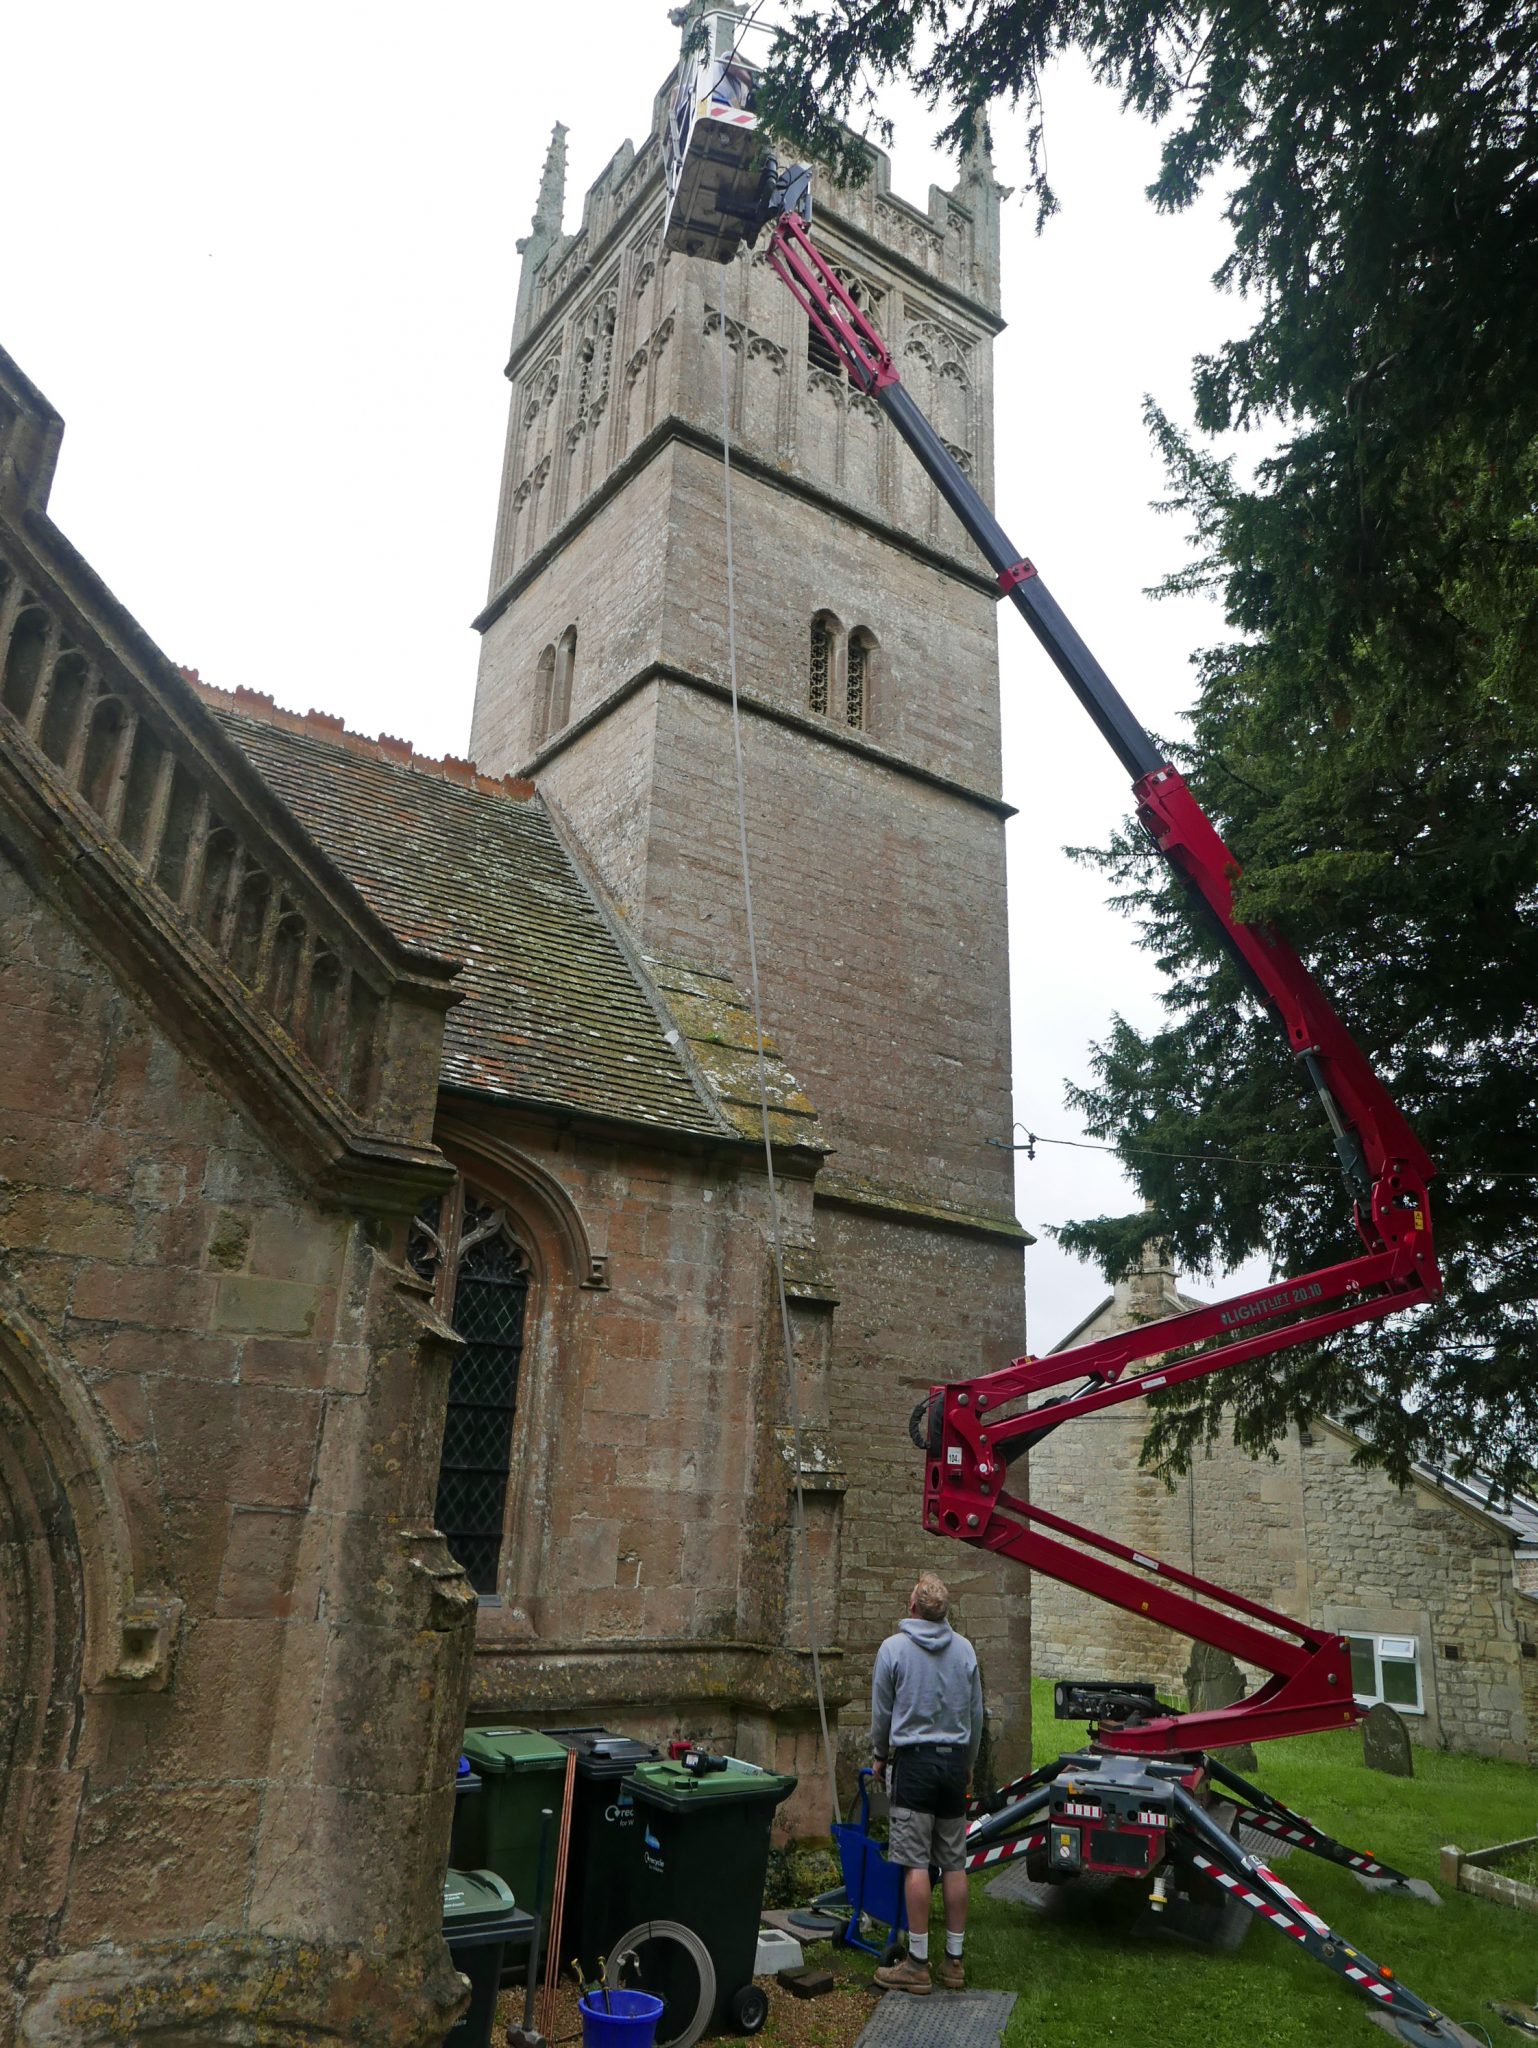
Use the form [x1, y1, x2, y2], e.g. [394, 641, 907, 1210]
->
[855, 1990, 1017, 2048]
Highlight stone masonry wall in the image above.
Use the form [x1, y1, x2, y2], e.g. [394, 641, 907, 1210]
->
[1, 863, 473, 2045]
[821, 1203, 1031, 1784]
[580, 681, 1014, 1209]
[468, 68, 1026, 1806]
[1302, 1423, 1532, 1761]
[435, 1102, 847, 1838]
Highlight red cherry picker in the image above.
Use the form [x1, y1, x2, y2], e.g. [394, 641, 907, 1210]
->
[663, 22, 1468, 2041]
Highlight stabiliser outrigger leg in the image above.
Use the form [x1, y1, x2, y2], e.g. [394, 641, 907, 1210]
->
[691, 152, 1459, 2041]
[962, 1752, 1463, 2046]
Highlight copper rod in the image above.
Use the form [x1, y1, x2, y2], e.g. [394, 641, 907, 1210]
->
[537, 1748, 578, 2040]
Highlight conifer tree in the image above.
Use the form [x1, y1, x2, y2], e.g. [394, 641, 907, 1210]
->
[761, 4, 1538, 1488]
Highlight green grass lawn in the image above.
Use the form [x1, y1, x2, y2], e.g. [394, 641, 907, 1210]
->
[903, 1682, 1538, 2046]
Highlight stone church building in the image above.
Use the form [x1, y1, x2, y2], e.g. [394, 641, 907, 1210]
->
[0, 38, 1030, 2048]
[1030, 1249, 1538, 1765]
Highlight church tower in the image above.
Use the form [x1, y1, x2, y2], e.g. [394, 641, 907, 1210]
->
[471, 47, 1030, 1767]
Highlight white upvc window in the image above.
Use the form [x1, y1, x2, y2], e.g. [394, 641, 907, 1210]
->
[1347, 1632, 1424, 1714]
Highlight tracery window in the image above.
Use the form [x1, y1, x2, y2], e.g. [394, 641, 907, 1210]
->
[533, 644, 556, 745]
[552, 625, 577, 730]
[805, 265, 884, 381]
[808, 615, 831, 713]
[846, 631, 872, 730]
[807, 614, 876, 729]
[410, 1183, 531, 1597]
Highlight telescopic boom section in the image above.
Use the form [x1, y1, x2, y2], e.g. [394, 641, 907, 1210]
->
[764, 203, 1442, 1753]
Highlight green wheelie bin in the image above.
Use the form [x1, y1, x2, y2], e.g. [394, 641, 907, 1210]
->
[459, 1726, 568, 1970]
[441, 1868, 533, 2048]
[608, 1756, 796, 2040]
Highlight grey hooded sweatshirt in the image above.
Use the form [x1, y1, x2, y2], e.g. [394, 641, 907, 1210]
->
[870, 1616, 984, 1767]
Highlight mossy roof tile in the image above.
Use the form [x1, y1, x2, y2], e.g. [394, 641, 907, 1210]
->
[218, 711, 728, 1138]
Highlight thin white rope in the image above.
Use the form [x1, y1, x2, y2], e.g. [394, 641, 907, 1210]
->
[717, 299, 841, 1827]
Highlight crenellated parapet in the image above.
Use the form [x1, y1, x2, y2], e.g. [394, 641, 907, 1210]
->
[485, 64, 1008, 614]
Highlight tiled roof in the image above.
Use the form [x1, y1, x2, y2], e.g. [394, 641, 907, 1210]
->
[203, 687, 731, 1138]
[1411, 1462, 1538, 1550]
[645, 957, 824, 1153]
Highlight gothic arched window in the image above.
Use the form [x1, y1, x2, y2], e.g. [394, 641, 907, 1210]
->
[809, 612, 838, 715]
[533, 644, 556, 746]
[846, 628, 875, 730]
[410, 1184, 531, 1597]
[805, 266, 884, 381]
[552, 624, 577, 730]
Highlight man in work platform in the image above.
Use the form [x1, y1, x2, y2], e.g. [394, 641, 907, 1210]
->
[869, 1571, 984, 1994]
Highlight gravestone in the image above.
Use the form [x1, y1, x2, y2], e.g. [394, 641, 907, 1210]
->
[1184, 1641, 1257, 1770]
[1361, 1701, 1414, 1777]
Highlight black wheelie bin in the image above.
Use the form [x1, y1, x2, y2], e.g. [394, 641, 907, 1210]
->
[546, 1725, 660, 1976]
[608, 1754, 796, 2039]
[441, 1868, 533, 2048]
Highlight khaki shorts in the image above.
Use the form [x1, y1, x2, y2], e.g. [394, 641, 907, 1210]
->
[888, 1803, 969, 1873]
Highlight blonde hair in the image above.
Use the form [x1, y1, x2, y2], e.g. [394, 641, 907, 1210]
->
[912, 1572, 949, 1622]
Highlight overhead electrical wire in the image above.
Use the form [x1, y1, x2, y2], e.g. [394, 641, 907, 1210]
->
[995, 1126, 1538, 1180]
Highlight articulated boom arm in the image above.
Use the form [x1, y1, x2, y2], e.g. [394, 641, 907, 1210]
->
[762, 198, 1443, 1752]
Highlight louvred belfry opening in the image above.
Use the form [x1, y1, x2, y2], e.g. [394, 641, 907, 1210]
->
[411, 1185, 530, 1595]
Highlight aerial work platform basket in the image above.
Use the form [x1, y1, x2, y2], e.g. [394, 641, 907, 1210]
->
[662, 8, 776, 264]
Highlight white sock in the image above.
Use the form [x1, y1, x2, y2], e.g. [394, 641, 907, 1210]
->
[908, 1932, 930, 1963]
[946, 1932, 964, 1958]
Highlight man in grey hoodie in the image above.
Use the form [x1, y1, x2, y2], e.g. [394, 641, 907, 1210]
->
[869, 1571, 983, 1994]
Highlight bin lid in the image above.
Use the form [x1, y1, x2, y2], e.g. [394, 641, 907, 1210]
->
[442, 1867, 517, 1929]
[547, 1726, 660, 1778]
[462, 1726, 568, 1776]
[629, 1758, 797, 1812]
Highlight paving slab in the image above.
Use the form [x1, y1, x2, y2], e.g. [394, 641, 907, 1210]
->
[855, 1990, 1017, 2048]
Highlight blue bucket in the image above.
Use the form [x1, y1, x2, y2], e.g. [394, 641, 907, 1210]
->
[579, 1989, 664, 2048]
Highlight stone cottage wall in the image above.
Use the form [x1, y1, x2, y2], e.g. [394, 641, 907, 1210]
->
[1301, 1423, 1532, 1761]
[1030, 1280, 1535, 1762]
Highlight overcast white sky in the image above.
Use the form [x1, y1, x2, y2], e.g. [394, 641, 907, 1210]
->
[3, 2, 1268, 1347]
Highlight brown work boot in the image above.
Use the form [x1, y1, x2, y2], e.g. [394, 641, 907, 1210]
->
[934, 1953, 966, 1990]
[874, 1954, 932, 1996]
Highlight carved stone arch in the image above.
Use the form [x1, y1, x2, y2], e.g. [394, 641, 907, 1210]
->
[808, 608, 844, 716]
[0, 1295, 180, 1975]
[432, 1118, 606, 1292]
[906, 315, 970, 374]
[77, 690, 130, 818]
[703, 308, 745, 354]
[0, 1295, 177, 1695]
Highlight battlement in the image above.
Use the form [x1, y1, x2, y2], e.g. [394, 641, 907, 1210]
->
[185, 674, 535, 801]
[512, 58, 1004, 361]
